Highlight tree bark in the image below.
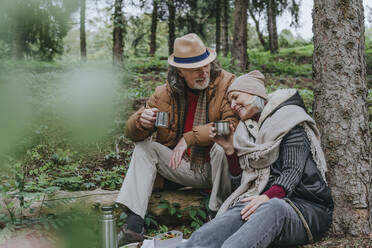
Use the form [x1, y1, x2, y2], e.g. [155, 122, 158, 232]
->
[11, 22, 23, 60]
[248, 6, 267, 50]
[149, 0, 158, 56]
[267, 0, 278, 53]
[313, 0, 371, 236]
[232, 0, 248, 71]
[221, 0, 229, 56]
[112, 0, 124, 65]
[167, 0, 176, 55]
[215, 0, 221, 54]
[11, 1, 25, 60]
[80, 0, 87, 61]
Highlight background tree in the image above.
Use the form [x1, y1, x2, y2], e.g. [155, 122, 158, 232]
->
[248, 1, 267, 50]
[113, 0, 125, 65]
[176, 0, 215, 40]
[215, 0, 221, 54]
[0, 0, 78, 60]
[80, 0, 87, 61]
[167, 0, 176, 54]
[247, 0, 300, 53]
[221, 0, 230, 56]
[128, 16, 149, 56]
[266, 0, 278, 53]
[149, 0, 159, 56]
[232, 0, 248, 71]
[313, 0, 371, 236]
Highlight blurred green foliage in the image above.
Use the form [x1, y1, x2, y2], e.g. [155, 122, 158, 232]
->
[279, 29, 311, 48]
[0, 0, 79, 60]
[0, 62, 133, 192]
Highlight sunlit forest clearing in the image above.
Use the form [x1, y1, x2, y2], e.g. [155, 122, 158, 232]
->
[0, 0, 371, 247]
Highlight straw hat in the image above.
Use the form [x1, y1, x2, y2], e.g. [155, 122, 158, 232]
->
[168, 33, 217, 69]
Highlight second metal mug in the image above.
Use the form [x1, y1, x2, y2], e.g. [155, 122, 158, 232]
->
[214, 121, 230, 136]
[155, 112, 169, 128]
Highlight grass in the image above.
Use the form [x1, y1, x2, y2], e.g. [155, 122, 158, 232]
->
[218, 48, 313, 78]
[0, 59, 67, 73]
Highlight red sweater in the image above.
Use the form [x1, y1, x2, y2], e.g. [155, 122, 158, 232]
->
[183, 90, 211, 161]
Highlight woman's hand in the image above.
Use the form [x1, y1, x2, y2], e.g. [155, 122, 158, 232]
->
[240, 195, 269, 221]
[209, 123, 235, 155]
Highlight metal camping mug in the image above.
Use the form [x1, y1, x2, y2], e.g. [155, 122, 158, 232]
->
[99, 206, 117, 248]
[214, 121, 230, 136]
[155, 112, 169, 128]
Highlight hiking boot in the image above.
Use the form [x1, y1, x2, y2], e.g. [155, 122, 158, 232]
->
[117, 224, 145, 246]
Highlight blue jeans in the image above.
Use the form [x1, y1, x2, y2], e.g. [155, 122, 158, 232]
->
[178, 198, 308, 248]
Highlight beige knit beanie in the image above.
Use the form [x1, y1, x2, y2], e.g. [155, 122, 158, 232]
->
[227, 70, 268, 100]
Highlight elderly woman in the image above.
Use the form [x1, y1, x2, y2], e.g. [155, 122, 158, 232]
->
[179, 71, 333, 248]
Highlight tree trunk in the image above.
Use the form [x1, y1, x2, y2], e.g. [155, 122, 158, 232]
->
[221, 0, 229, 56]
[149, 0, 158, 56]
[215, 0, 221, 54]
[267, 0, 278, 53]
[80, 0, 87, 61]
[248, 6, 267, 50]
[313, 0, 371, 236]
[11, 1, 25, 60]
[112, 0, 124, 65]
[167, 0, 176, 55]
[12, 23, 23, 60]
[232, 0, 248, 71]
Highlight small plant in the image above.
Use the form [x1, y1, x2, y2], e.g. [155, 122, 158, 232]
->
[158, 224, 169, 234]
[116, 211, 127, 229]
[157, 199, 183, 218]
[104, 152, 121, 161]
[156, 198, 209, 232]
[183, 206, 207, 230]
[180, 226, 193, 238]
[144, 213, 158, 229]
[92, 166, 125, 190]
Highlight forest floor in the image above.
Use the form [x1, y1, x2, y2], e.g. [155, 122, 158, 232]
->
[302, 235, 372, 247]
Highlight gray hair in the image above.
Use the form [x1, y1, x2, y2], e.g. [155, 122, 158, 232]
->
[167, 59, 222, 94]
[252, 96, 266, 113]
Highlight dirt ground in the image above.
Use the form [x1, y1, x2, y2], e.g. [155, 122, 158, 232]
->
[302, 235, 372, 248]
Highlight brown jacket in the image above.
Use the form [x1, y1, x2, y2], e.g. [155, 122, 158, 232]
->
[125, 69, 238, 148]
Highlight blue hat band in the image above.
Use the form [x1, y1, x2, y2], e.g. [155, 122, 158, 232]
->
[174, 50, 210, 64]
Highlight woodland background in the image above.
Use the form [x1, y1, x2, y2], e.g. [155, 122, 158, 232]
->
[0, 0, 371, 247]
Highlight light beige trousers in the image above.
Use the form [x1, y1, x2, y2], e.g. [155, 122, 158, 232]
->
[116, 140, 231, 218]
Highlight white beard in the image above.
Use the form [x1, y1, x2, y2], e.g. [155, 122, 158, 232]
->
[193, 78, 210, 90]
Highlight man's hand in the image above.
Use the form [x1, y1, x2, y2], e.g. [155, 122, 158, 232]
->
[240, 195, 269, 221]
[169, 137, 187, 169]
[139, 108, 159, 130]
[209, 123, 235, 155]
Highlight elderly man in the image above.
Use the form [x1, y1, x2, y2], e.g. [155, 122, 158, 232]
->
[116, 33, 238, 245]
